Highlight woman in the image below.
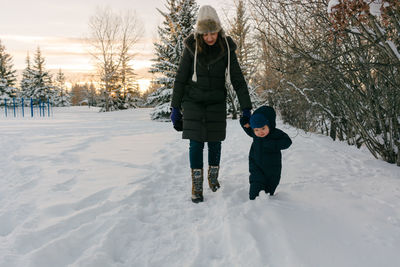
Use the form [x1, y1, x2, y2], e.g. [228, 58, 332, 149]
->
[170, 5, 252, 203]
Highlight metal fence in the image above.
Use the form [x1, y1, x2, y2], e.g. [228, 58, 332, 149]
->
[0, 98, 53, 118]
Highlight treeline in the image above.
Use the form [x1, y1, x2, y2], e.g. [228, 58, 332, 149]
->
[0, 6, 152, 110]
[69, 82, 146, 107]
[0, 43, 71, 106]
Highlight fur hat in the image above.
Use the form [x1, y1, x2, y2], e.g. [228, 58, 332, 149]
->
[192, 5, 230, 83]
[250, 113, 271, 129]
[195, 5, 222, 34]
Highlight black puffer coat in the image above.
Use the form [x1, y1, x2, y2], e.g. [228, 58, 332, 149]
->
[241, 106, 292, 194]
[171, 34, 252, 142]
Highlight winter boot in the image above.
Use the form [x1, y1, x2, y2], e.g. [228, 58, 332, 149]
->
[191, 169, 204, 203]
[207, 165, 220, 192]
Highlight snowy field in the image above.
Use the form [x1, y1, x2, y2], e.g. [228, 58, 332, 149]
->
[0, 107, 399, 267]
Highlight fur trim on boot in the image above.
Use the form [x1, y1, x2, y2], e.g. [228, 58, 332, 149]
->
[191, 169, 204, 203]
[208, 166, 220, 192]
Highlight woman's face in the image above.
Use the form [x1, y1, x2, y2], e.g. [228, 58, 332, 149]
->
[202, 32, 218, 46]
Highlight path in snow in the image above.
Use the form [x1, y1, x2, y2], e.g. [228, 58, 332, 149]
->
[0, 107, 399, 267]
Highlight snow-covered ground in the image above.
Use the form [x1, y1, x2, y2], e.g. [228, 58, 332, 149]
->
[1, 107, 399, 267]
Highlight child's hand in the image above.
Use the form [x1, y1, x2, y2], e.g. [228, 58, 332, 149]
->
[244, 123, 250, 128]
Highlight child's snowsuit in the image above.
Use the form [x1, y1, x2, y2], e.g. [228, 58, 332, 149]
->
[241, 106, 292, 199]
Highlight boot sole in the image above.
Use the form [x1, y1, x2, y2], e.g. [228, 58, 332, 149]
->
[209, 184, 220, 192]
[191, 198, 204, 203]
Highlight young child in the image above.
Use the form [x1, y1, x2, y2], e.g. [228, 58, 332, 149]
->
[240, 106, 292, 200]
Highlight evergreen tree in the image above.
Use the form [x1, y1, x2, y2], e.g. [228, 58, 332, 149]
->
[0, 40, 17, 99]
[86, 82, 99, 107]
[21, 47, 53, 102]
[118, 53, 140, 109]
[53, 69, 71, 107]
[123, 79, 142, 108]
[71, 83, 85, 106]
[226, 0, 261, 118]
[148, 0, 198, 120]
[20, 53, 34, 101]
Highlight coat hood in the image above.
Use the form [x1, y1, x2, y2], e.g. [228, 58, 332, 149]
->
[252, 106, 276, 130]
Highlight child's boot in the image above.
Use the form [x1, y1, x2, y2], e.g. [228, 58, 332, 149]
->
[191, 169, 204, 203]
[207, 165, 220, 192]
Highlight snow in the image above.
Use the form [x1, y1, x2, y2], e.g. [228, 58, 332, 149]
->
[387, 40, 400, 60]
[368, 0, 383, 17]
[1, 107, 399, 267]
[327, 0, 384, 16]
[327, 0, 340, 14]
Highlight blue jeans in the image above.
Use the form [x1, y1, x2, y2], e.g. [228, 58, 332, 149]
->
[189, 140, 221, 169]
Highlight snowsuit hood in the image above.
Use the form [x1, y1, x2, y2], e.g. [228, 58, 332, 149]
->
[252, 106, 276, 131]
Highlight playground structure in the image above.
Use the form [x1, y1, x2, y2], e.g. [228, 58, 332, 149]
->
[0, 98, 53, 118]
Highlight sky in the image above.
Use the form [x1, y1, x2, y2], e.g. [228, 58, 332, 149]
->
[0, 0, 234, 87]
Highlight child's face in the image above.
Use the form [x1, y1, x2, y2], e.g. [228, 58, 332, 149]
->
[253, 125, 270, 137]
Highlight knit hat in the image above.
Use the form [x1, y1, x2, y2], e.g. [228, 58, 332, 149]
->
[195, 5, 222, 34]
[250, 113, 270, 129]
[192, 5, 231, 83]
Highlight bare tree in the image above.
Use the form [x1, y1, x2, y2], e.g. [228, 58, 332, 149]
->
[88, 7, 143, 111]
